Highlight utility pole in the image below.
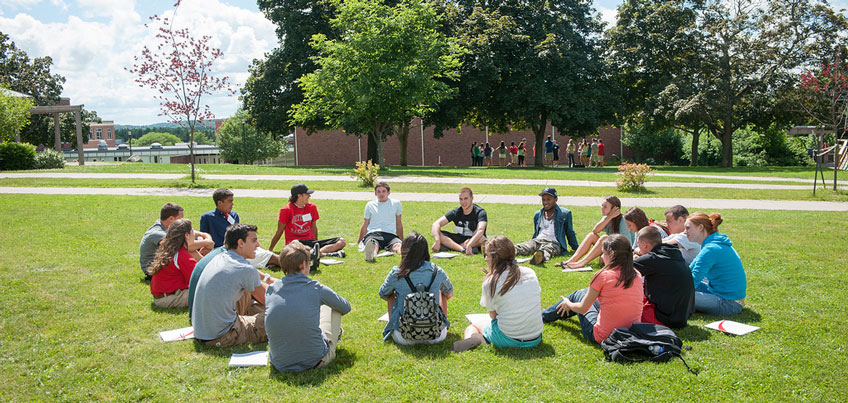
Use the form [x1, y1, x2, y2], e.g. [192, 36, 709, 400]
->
[128, 130, 133, 156]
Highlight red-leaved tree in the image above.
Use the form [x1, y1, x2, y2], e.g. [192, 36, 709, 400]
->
[799, 59, 848, 141]
[127, 1, 234, 181]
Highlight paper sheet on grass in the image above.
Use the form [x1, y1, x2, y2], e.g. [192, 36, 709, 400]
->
[378, 313, 389, 322]
[705, 320, 760, 336]
[228, 351, 269, 367]
[159, 326, 195, 342]
[432, 252, 458, 259]
[465, 313, 491, 325]
[375, 251, 394, 258]
[561, 267, 593, 273]
[515, 257, 531, 263]
[320, 258, 344, 265]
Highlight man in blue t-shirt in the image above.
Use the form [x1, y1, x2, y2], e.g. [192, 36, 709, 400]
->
[544, 136, 554, 165]
[431, 187, 487, 255]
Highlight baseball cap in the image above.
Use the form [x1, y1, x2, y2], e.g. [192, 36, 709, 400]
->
[290, 184, 314, 196]
[539, 187, 558, 198]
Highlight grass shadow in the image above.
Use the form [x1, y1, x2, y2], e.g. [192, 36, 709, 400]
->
[390, 332, 463, 359]
[691, 307, 762, 325]
[192, 339, 269, 359]
[489, 341, 556, 359]
[149, 303, 189, 315]
[269, 348, 356, 386]
[675, 325, 712, 342]
[547, 320, 599, 348]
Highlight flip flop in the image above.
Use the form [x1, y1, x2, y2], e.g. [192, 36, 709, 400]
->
[555, 261, 576, 269]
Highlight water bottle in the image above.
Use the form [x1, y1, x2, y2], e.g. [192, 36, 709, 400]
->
[648, 345, 664, 355]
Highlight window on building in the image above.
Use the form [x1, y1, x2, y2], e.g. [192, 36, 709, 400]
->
[96, 129, 102, 139]
[107, 128, 112, 139]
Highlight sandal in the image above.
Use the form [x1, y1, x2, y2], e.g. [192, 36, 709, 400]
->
[555, 261, 576, 269]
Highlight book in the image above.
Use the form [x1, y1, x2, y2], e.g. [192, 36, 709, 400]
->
[378, 313, 389, 322]
[432, 252, 458, 259]
[705, 320, 760, 336]
[562, 267, 593, 273]
[228, 351, 269, 367]
[515, 257, 531, 263]
[158, 326, 194, 342]
[320, 258, 344, 265]
[465, 313, 490, 324]
[375, 251, 394, 258]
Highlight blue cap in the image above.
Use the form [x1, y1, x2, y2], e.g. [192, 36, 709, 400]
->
[539, 187, 557, 198]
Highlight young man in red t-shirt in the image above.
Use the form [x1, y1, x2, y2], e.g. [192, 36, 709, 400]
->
[269, 184, 346, 268]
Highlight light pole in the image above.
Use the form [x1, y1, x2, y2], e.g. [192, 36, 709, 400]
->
[242, 121, 247, 165]
[128, 130, 132, 157]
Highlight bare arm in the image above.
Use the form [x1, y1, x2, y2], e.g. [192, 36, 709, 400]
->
[382, 292, 395, 316]
[312, 221, 318, 240]
[466, 221, 487, 255]
[488, 310, 498, 319]
[357, 218, 370, 244]
[431, 216, 449, 251]
[268, 220, 285, 252]
[396, 215, 403, 240]
[440, 292, 452, 315]
[591, 207, 620, 235]
[558, 287, 600, 316]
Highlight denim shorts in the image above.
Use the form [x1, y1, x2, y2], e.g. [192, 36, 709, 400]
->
[483, 318, 541, 349]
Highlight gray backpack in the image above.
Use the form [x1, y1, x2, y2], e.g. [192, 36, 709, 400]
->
[398, 268, 446, 341]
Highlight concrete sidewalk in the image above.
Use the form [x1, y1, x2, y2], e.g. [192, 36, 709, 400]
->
[2, 186, 846, 211]
[1, 172, 843, 190]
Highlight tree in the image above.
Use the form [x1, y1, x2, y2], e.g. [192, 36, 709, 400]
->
[657, 0, 826, 167]
[0, 86, 35, 142]
[241, 0, 338, 137]
[1, 31, 66, 146]
[135, 132, 182, 146]
[217, 110, 284, 164]
[127, 3, 234, 181]
[430, 0, 610, 167]
[291, 0, 462, 166]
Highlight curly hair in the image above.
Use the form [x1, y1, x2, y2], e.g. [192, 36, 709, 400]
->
[147, 219, 193, 276]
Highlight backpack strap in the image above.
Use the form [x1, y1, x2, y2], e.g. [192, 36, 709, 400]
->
[402, 275, 417, 292]
[401, 263, 440, 293]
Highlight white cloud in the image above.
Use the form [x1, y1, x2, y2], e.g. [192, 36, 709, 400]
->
[1, 0, 277, 125]
[598, 6, 618, 28]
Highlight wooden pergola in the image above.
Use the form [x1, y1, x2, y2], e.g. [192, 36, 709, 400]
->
[28, 104, 85, 166]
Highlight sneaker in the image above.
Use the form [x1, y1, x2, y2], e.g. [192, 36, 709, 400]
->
[364, 239, 379, 262]
[326, 250, 346, 258]
[532, 251, 544, 265]
[311, 243, 320, 271]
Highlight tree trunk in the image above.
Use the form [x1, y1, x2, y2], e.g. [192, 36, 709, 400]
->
[370, 131, 385, 167]
[367, 132, 377, 163]
[720, 124, 733, 167]
[189, 125, 196, 182]
[690, 126, 700, 167]
[397, 120, 410, 166]
[533, 123, 546, 167]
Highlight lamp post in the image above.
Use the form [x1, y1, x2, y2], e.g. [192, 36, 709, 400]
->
[128, 130, 132, 157]
[242, 121, 247, 165]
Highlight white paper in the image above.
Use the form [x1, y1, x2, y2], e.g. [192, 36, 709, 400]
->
[561, 267, 593, 273]
[375, 251, 394, 258]
[229, 351, 269, 367]
[515, 257, 531, 263]
[705, 320, 760, 336]
[432, 252, 458, 259]
[301, 213, 312, 222]
[378, 313, 389, 322]
[226, 215, 235, 225]
[158, 326, 195, 342]
[320, 258, 344, 265]
[465, 313, 491, 324]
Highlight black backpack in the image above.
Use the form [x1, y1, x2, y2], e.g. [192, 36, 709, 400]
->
[397, 268, 446, 342]
[601, 323, 697, 374]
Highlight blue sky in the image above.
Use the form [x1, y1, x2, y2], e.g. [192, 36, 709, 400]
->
[1, 0, 845, 125]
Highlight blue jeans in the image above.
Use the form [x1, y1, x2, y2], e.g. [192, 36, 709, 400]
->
[694, 283, 743, 316]
[542, 287, 599, 344]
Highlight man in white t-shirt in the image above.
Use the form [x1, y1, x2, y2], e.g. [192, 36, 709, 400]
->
[660, 205, 701, 265]
[357, 181, 404, 261]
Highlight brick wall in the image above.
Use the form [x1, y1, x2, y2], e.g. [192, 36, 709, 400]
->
[293, 121, 632, 166]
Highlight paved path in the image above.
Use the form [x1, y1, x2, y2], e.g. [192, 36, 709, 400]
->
[1, 172, 843, 190]
[3, 186, 846, 211]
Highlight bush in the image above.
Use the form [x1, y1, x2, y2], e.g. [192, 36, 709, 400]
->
[34, 149, 65, 169]
[351, 160, 380, 187]
[616, 163, 653, 191]
[0, 142, 36, 171]
[622, 125, 684, 165]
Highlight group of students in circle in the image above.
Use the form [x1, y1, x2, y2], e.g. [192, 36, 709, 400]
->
[137, 181, 746, 371]
[471, 136, 606, 168]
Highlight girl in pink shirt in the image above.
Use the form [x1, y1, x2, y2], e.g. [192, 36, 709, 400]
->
[541, 234, 643, 344]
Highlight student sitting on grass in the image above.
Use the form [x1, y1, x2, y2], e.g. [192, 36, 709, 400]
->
[623, 207, 669, 251]
[357, 182, 404, 261]
[200, 188, 279, 269]
[452, 236, 543, 353]
[558, 196, 633, 269]
[660, 205, 701, 265]
[542, 234, 643, 344]
[265, 241, 351, 372]
[378, 232, 453, 345]
[514, 187, 580, 265]
[430, 187, 487, 255]
[148, 219, 197, 308]
[684, 212, 747, 316]
[633, 226, 695, 328]
[192, 224, 275, 348]
[140, 202, 184, 279]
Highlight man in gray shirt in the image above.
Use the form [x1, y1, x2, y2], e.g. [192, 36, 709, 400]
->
[192, 223, 273, 347]
[265, 241, 351, 372]
[138, 203, 183, 278]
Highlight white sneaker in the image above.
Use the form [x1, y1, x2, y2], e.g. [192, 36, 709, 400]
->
[364, 239, 379, 262]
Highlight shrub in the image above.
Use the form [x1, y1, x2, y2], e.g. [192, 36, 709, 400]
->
[34, 149, 65, 169]
[351, 160, 380, 187]
[0, 142, 36, 171]
[616, 163, 653, 191]
[622, 125, 684, 165]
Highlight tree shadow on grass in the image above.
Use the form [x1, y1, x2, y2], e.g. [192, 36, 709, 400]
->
[269, 348, 356, 386]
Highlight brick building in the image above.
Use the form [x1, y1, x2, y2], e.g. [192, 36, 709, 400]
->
[292, 120, 632, 166]
[85, 120, 116, 149]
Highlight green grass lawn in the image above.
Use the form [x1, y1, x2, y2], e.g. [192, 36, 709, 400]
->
[30, 161, 848, 182]
[2, 177, 847, 202]
[1, 194, 846, 401]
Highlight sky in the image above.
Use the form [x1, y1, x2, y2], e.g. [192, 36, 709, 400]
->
[1, 0, 845, 125]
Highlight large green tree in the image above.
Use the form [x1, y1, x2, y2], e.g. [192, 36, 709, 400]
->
[134, 132, 182, 146]
[0, 86, 35, 142]
[291, 0, 462, 166]
[218, 110, 284, 164]
[430, 0, 610, 167]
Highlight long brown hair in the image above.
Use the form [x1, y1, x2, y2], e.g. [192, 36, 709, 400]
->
[485, 236, 521, 297]
[604, 195, 623, 234]
[623, 207, 649, 231]
[590, 234, 637, 289]
[397, 232, 430, 278]
[687, 212, 724, 234]
[148, 219, 192, 276]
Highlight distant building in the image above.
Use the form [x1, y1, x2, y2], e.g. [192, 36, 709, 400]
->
[63, 143, 221, 164]
[85, 121, 116, 149]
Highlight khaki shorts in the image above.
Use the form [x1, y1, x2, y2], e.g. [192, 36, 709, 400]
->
[204, 291, 267, 348]
[153, 288, 189, 308]
[315, 305, 343, 368]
